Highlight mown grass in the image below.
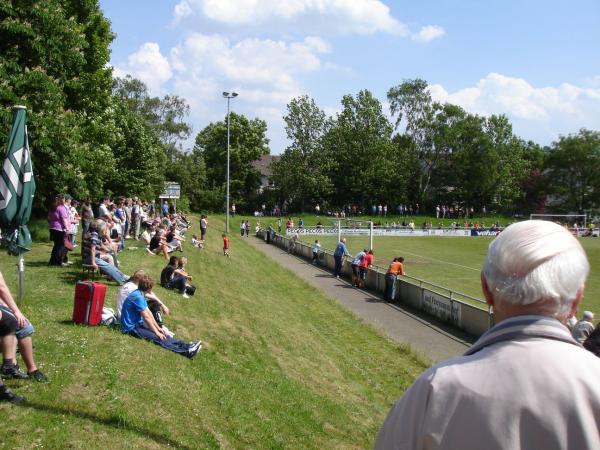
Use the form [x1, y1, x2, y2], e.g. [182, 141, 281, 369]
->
[277, 216, 600, 314]
[0, 217, 428, 449]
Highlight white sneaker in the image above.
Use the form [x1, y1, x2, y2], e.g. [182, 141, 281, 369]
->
[146, 248, 155, 255]
[182, 293, 190, 299]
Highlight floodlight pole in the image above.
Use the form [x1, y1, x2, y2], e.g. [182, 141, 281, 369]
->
[223, 91, 238, 233]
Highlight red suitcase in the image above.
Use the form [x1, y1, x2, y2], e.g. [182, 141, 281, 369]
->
[73, 281, 106, 326]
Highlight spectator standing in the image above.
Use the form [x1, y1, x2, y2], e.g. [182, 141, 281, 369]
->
[351, 249, 366, 287]
[161, 201, 169, 217]
[98, 196, 110, 218]
[384, 257, 405, 301]
[47, 194, 70, 267]
[333, 238, 350, 278]
[572, 311, 595, 343]
[312, 240, 321, 265]
[376, 220, 600, 450]
[231, 204, 236, 218]
[200, 215, 208, 241]
[245, 220, 250, 237]
[80, 199, 94, 238]
[358, 250, 374, 288]
[240, 220, 246, 237]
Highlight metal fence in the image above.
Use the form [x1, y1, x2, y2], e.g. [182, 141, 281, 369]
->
[261, 230, 492, 338]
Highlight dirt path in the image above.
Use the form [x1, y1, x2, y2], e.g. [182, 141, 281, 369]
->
[247, 237, 473, 363]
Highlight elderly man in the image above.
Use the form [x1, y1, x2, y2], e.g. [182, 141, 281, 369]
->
[376, 220, 600, 450]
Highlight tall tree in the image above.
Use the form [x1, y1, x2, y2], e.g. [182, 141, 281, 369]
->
[194, 112, 270, 210]
[272, 95, 332, 211]
[545, 129, 600, 213]
[323, 90, 402, 208]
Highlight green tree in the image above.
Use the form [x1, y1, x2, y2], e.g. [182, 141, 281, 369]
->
[323, 90, 402, 208]
[272, 95, 332, 211]
[0, 0, 115, 207]
[194, 112, 270, 210]
[545, 129, 600, 213]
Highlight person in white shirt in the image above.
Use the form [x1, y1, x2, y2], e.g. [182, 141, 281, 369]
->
[572, 310, 595, 343]
[312, 240, 321, 265]
[376, 220, 600, 450]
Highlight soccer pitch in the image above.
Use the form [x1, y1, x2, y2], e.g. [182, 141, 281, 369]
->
[300, 234, 600, 314]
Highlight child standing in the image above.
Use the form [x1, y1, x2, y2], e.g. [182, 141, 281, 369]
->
[222, 233, 230, 257]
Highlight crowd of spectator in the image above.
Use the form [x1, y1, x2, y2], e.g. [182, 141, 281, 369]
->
[0, 193, 207, 404]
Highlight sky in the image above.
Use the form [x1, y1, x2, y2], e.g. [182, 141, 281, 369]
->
[100, 0, 600, 153]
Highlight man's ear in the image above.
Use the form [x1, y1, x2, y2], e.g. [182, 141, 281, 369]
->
[481, 272, 494, 307]
[568, 285, 585, 318]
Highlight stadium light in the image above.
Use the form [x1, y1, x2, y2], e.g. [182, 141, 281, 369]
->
[223, 91, 238, 233]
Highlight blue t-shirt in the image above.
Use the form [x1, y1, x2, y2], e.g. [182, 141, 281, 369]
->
[334, 242, 349, 257]
[120, 290, 147, 332]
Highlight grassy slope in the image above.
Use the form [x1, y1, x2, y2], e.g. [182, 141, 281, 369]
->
[0, 219, 427, 449]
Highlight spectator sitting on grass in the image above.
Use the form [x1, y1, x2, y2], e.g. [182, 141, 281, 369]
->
[0, 307, 25, 403]
[148, 228, 171, 260]
[116, 270, 174, 337]
[166, 225, 185, 252]
[160, 256, 191, 298]
[0, 271, 47, 382]
[83, 220, 128, 285]
[120, 275, 201, 358]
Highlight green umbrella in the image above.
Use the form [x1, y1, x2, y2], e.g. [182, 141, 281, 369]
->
[0, 106, 36, 303]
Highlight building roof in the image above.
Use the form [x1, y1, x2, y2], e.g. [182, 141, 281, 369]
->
[251, 154, 280, 178]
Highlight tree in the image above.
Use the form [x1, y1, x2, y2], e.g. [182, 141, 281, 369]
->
[272, 95, 332, 211]
[545, 129, 600, 213]
[113, 75, 192, 151]
[387, 79, 442, 204]
[0, 0, 115, 207]
[323, 90, 403, 208]
[194, 112, 270, 210]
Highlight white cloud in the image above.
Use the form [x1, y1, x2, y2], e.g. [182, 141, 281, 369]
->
[170, 33, 326, 104]
[173, 0, 410, 35]
[411, 25, 445, 43]
[428, 73, 600, 143]
[115, 42, 172, 94]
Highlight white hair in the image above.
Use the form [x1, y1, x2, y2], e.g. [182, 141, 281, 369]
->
[482, 220, 589, 317]
[583, 311, 594, 320]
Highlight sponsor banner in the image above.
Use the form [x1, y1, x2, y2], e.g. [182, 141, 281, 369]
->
[286, 227, 471, 237]
[422, 290, 461, 327]
[470, 229, 501, 237]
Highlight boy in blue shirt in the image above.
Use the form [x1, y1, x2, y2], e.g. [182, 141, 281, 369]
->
[121, 275, 201, 358]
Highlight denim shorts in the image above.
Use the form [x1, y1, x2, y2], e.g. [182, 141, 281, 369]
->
[0, 305, 35, 339]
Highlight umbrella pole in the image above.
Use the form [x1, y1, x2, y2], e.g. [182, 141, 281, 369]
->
[17, 252, 24, 304]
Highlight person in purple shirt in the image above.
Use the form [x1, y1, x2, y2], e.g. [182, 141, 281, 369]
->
[47, 194, 71, 266]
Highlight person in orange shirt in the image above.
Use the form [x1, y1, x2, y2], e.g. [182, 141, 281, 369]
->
[222, 233, 230, 257]
[384, 257, 405, 301]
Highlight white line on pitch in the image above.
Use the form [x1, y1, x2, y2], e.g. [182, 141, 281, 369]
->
[400, 250, 481, 272]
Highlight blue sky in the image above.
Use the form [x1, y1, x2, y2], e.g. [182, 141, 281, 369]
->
[101, 0, 600, 153]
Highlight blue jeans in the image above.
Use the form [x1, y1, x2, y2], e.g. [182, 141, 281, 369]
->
[334, 255, 343, 277]
[95, 258, 127, 285]
[167, 275, 187, 294]
[384, 273, 397, 301]
[127, 323, 191, 356]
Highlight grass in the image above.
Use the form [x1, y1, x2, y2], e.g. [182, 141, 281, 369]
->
[0, 217, 428, 449]
[272, 214, 600, 314]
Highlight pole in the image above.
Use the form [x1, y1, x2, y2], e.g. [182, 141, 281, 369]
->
[369, 221, 373, 250]
[226, 96, 231, 233]
[17, 253, 24, 304]
[337, 219, 341, 242]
